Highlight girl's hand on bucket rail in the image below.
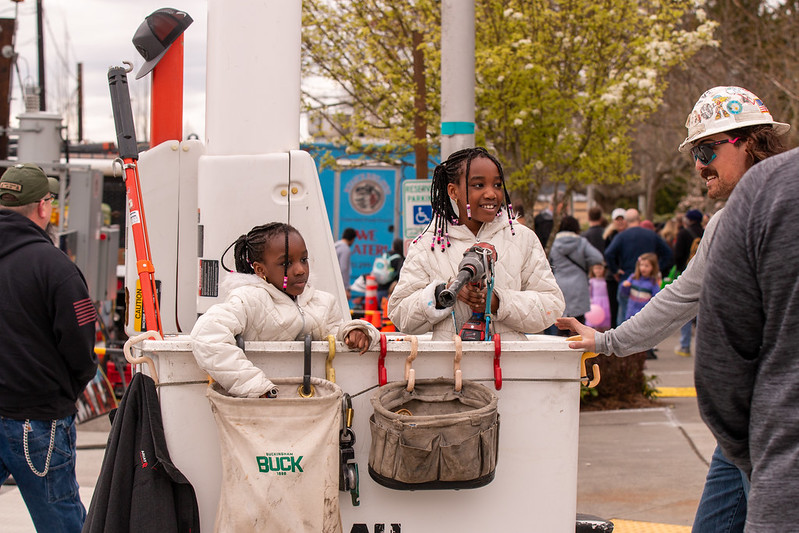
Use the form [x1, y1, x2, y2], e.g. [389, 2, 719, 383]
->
[345, 329, 371, 354]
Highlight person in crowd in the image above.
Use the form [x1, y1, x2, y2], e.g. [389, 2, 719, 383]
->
[586, 263, 611, 330]
[619, 252, 661, 322]
[582, 206, 606, 254]
[639, 219, 656, 231]
[658, 216, 680, 251]
[604, 208, 673, 324]
[673, 209, 704, 357]
[548, 215, 604, 333]
[532, 200, 555, 247]
[696, 146, 799, 532]
[373, 238, 405, 302]
[0, 163, 98, 533]
[556, 85, 790, 533]
[674, 210, 704, 273]
[602, 207, 627, 248]
[334, 227, 357, 298]
[388, 147, 564, 340]
[602, 207, 627, 327]
[191, 222, 380, 397]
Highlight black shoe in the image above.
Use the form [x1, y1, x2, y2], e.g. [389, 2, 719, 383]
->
[646, 349, 657, 359]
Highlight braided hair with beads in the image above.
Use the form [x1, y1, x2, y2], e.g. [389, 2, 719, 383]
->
[416, 147, 516, 252]
[223, 222, 299, 292]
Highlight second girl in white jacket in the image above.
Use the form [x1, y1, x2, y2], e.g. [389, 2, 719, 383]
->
[191, 222, 380, 397]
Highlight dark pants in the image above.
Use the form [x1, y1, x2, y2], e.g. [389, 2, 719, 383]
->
[606, 278, 619, 329]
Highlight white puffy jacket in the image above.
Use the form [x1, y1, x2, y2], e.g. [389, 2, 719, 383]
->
[388, 213, 565, 340]
[191, 273, 379, 397]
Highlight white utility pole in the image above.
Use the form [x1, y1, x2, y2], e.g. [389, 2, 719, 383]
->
[440, 0, 475, 160]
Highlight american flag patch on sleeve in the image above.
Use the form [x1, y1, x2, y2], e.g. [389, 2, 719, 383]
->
[73, 298, 96, 327]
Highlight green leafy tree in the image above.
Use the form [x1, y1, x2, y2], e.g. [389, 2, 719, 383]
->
[302, 1, 716, 247]
[302, 0, 441, 177]
[474, 1, 716, 247]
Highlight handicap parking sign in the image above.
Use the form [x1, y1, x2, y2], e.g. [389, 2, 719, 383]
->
[413, 205, 432, 225]
[402, 180, 433, 239]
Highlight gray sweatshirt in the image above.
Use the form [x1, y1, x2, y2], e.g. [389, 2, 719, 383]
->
[593, 211, 720, 356]
[696, 148, 799, 531]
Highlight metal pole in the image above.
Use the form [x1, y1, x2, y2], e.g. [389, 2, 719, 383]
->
[36, 0, 45, 111]
[77, 62, 83, 142]
[440, 0, 475, 160]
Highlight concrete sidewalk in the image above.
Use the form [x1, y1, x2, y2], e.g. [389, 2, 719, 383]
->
[1, 329, 712, 532]
[577, 328, 714, 532]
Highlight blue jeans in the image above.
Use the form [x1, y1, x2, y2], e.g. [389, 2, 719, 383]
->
[679, 319, 694, 351]
[616, 283, 628, 325]
[692, 444, 748, 533]
[0, 415, 85, 533]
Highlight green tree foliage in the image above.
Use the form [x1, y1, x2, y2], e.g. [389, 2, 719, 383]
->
[301, 1, 716, 246]
[474, 1, 715, 247]
[302, 0, 441, 172]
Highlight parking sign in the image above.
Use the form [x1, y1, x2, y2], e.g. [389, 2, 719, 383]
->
[402, 179, 432, 239]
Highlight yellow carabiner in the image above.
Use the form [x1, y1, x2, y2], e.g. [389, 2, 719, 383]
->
[567, 335, 601, 388]
[566, 335, 599, 389]
[326, 335, 336, 383]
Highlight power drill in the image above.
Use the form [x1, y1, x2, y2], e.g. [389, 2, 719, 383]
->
[435, 243, 497, 341]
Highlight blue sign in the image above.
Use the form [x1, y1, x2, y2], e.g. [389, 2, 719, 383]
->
[413, 205, 432, 225]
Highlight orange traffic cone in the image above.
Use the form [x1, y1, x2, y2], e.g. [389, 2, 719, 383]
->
[380, 297, 396, 332]
[364, 275, 382, 328]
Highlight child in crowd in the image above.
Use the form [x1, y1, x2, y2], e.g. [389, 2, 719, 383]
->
[191, 222, 380, 397]
[587, 263, 611, 331]
[387, 147, 564, 340]
[620, 253, 661, 323]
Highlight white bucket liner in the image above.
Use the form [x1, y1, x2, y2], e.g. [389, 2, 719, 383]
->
[206, 377, 343, 533]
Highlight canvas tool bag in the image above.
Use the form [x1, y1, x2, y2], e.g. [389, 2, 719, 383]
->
[368, 337, 499, 490]
[207, 377, 343, 533]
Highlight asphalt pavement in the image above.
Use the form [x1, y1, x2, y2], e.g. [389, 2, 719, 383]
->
[0, 328, 712, 532]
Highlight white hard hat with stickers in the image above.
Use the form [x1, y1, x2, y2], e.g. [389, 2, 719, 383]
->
[678, 86, 790, 152]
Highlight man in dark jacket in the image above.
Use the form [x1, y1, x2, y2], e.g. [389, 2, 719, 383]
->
[0, 163, 97, 532]
[673, 209, 704, 357]
[674, 209, 704, 273]
[582, 206, 606, 254]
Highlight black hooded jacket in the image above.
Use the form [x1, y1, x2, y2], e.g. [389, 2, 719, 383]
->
[0, 210, 97, 420]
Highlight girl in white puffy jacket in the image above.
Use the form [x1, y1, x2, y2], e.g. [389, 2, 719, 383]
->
[387, 147, 564, 340]
[191, 222, 380, 397]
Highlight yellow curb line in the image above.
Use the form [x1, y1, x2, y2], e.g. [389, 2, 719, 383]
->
[653, 386, 696, 398]
[611, 518, 691, 532]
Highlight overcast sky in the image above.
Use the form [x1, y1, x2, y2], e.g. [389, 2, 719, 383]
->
[10, 0, 208, 143]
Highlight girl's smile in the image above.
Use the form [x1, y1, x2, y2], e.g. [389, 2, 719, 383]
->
[447, 156, 503, 235]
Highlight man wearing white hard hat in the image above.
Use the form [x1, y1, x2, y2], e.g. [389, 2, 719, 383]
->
[557, 86, 789, 532]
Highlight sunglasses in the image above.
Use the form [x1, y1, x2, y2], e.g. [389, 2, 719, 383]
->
[690, 137, 740, 166]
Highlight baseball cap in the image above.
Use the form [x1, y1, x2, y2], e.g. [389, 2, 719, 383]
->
[685, 209, 703, 223]
[611, 208, 626, 220]
[0, 163, 60, 207]
[132, 8, 193, 80]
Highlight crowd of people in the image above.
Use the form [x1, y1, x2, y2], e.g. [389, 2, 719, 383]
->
[2, 83, 796, 532]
